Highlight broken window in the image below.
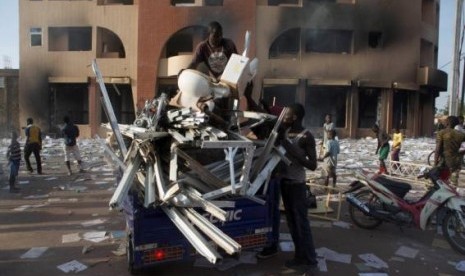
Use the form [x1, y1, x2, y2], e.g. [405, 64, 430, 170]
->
[262, 84, 297, 109]
[48, 27, 92, 52]
[392, 90, 409, 129]
[358, 88, 380, 128]
[304, 86, 347, 128]
[269, 28, 301, 58]
[50, 83, 89, 126]
[97, 27, 126, 58]
[30, 27, 42, 47]
[100, 84, 135, 124]
[304, 29, 352, 54]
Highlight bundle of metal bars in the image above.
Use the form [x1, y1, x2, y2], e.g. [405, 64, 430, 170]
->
[92, 60, 288, 264]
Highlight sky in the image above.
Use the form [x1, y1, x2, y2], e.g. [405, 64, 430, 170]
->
[0, 0, 458, 110]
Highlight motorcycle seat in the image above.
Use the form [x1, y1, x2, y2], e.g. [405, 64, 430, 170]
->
[373, 175, 412, 198]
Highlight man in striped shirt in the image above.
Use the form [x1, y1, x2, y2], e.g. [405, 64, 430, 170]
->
[7, 131, 21, 193]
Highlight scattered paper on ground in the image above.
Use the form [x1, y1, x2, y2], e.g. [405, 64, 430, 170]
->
[333, 221, 351, 229]
[359, 253, 388, 269]
[110, 230, 126, 239]
[62, 233, 81, 243]
[279, 233, 292, 241]
[83, 231, 108, 243]
[57, 260, 88, 273]
[279, 241, 295, 252]
[19, 181, 29, 185]
[24, 194, 49, 199]
[20, 247, 48, 259]
[317, 258, 328, 272]
[316, 247, 352, 264]
[395, 245, 419, 259]
[81, 218, 106, 227]
[44, 177, 57, 181]
[13, 204, 47, 211]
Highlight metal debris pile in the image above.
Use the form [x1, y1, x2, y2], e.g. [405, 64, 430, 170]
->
[92, 61, 286, 264]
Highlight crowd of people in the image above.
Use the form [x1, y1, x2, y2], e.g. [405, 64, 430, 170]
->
[6, 116, 84, 193]
[6, 20, 465, 276]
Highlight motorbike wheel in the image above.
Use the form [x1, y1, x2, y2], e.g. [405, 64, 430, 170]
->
[442, 211, 465, 255]
[348, 190, 383, 229]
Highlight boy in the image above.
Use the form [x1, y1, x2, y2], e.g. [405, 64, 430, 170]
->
[372, 124, 390, 174]
[318, 129, 340, 190]
[7, 131, 21, 193]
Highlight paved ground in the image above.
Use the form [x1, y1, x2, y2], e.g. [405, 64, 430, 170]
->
[0, 139, 464, 276]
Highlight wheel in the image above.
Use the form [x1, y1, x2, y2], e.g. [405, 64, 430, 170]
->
[348, 190, 383, 229]
[442, 211, 465, 255]
[427, 151, 434, 166]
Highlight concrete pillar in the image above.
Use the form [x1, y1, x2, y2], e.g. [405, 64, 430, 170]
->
[88, 77, 100, 137]
[348, 85, 359, 138]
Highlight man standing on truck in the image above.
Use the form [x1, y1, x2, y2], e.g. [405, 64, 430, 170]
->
[187, 21, 238, 82]
[273, 103, 319, 275]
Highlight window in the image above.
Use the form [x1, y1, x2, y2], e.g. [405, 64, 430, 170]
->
[269, 28, 301, 58]
[304, 86, 347, 128]
[170, 0, 222, 6]
[50, 84, 89, 125]
[358, 88, 380, 128]
[97, 0, 134, 4]
[97, 27, 126, 58]
[49, 27, 92, 51]
[392, 91, 409, 129]
[368, 31, 383, 48]
[30, 27, 42, 47]
[420, 39, 434, 67]
[305, 29, 352, 54]
[100, 84, 135, 124]
[262, 84, 297, 108]
[268, 0, 300, 6]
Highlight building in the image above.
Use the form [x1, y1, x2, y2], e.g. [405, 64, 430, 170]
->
[0, 69, 20, 137]
[19, 0, 446, 138]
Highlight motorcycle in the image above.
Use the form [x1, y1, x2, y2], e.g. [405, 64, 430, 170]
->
[345, 167, 465, 254]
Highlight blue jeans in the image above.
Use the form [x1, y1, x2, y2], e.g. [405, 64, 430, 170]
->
[9, 159, 20, 187]
[281, 179, 318, 265]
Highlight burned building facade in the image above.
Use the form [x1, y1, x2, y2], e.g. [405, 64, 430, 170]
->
[19, 0, 446, 138]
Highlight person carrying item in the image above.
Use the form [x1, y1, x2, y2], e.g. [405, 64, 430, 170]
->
[7, 131, 21, 193]
[272, 103, 319, 274]
[372, 124, 390, 175]
[390, 126, 403, 171]
[24, 117, 42, 174]
[62, 116, 84, 175]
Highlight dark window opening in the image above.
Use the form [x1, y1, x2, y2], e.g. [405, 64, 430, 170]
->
[392, 91, 409, 130]
[49, 27, 92, 51]
[100, 84, 135, 124]
[171, 0, 195, 5]
[269, 28, 300, 58]
[262, 85, 297, 109]
[358, 88, 380, 128]
[205, 0, 223, 5]
[268, 0, 300, 6]
[30, 27, 42, 47]
[50, 84, 89, 133]
[305, 29, 352, 54]
[368, 31, 383, 48]
[304, 86, 347, 128]
[163, 26, 207, 58]
[97, 0, 134, 5]
[97, 27, 126, 58]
